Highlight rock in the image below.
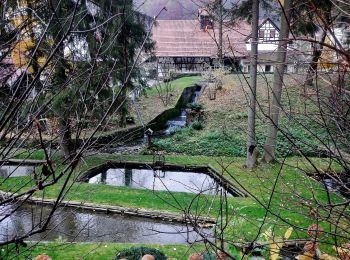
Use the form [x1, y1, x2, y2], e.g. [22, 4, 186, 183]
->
[188, 253, 203, 260]
[141, 254, 155, 260]
[33, 255, 52, 260]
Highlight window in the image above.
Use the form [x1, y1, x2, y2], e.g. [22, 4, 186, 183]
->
[259, 30, 265, 39]
[270, 30, 276, 38]
[265, 65, 272, 72]
[200, 15, 213, 30]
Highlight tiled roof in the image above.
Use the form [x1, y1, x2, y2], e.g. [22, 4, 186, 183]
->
[152, 20, 251, 58]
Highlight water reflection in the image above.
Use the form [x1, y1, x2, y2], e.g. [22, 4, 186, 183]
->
[0, 165, 35, 178]
[322, 177, 350, 198]
[0, 204, 210, 244]
[88, 168, 224, 195]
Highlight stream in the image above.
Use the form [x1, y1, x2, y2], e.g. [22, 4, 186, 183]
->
[165, 85, 202, 133]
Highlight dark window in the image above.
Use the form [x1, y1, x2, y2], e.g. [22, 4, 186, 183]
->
[259, 30, 265, 38]
[265, 65, 271, 72]
[270, 30, 275, 38]
[200, 15, 213, 30]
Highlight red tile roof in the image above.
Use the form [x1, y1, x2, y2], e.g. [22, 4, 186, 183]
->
[152, 20, 251, 58]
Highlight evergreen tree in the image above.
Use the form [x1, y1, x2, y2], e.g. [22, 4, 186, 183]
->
[44, 0, 152, 158]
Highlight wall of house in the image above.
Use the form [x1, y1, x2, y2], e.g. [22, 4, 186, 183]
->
[240, 58, 297, 74]
[154, 57, 211, 77]
[246, 20, 279, 52]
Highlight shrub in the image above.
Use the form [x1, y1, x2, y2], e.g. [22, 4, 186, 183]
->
[230, 112, 248, 120]
[203, 251, 216, 260]
[190, 121, 204, 130]
[115, 247, 167, 260]
[125, 115, 135, 124]
[187, 102, 203, 111]
[167, 125, 182, 135]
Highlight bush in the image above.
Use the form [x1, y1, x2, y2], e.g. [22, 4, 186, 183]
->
[187, 102, 203, 111]
[190, 121, 203, 130]
[115, 247, 167, 260]
[126, 115, 135, 124]
[167, 125, 182, 135]
[203, 251, 216, 260]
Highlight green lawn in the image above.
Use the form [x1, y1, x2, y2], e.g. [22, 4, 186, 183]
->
[2, 153, 348, 251]
[145, 76, 202, 96]
[1, 242, 205, 260]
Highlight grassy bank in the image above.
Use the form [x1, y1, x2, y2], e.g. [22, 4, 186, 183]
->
[1, 242, 205, 260]
[136, 76, 201, 123]
[2, 153, 347, 246]
[153, 74, 329, 157]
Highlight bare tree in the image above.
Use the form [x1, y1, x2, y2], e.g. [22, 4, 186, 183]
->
[245, 0, 259, 168]
[262, 0, 293, 163]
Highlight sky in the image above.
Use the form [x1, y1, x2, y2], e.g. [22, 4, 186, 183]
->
[134, 0, 239, 20]
[134, 0, 277, 21]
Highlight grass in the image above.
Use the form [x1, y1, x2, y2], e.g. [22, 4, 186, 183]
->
[136, 76, 201, 123]
[2, 154, 347, 246]
[145, 76, 202, 97]
[152, 73, 331, 157]
[1, 242, 205, 260]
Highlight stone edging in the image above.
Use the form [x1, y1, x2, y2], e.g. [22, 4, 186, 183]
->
[0, 159, 46, 166]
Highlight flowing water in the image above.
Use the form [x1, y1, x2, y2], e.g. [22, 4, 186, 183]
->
[0, 204, 211, 244]
[322, 176, 350, 198]
[165, 86, 202, 133]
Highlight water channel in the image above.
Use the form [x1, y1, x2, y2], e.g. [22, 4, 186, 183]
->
[87, 168, 227, 195]
[0, 204, 211, 244]
[322, 176, 350, 198]
[165, 85, 202, 133]
[0, 165, 35, 178]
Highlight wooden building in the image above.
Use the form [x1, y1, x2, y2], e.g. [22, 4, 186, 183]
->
[151, 15, 304, 76]
[151, 11, 250, 76]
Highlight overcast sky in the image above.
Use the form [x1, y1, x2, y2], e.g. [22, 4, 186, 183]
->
[134, 0, 277, 21]
[134, 0, 239, 20]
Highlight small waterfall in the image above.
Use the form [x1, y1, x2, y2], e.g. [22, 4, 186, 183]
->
[165, 85, 202, 134]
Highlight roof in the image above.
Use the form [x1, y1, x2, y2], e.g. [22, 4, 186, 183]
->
[152, 20, 251, 58]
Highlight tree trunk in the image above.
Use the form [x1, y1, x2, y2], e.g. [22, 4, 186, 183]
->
[245, 0, 259, 168]
[53, 24, 76, 159]
[119, 10, 129, 128]
[305, 4, 332, 86]
[217, 0, 223, 66]
[119, 94, 127, 128]
[305, 29, 327, 86]
[59, 117, 75, 160]
[262, 0, 292, 163]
